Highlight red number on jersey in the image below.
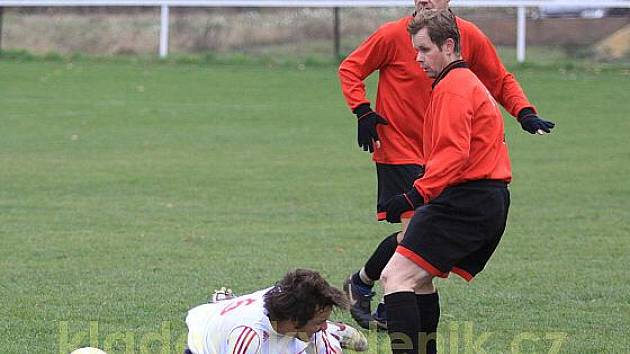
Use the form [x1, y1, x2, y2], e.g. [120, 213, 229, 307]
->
[220, 298, 255, 315]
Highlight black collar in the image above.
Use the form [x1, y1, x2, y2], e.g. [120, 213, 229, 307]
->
[432, 59, 468, 89]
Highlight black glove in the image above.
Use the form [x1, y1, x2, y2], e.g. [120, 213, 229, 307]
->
[354, 104, 389, 153]
[518, 108, 555, 134]
[384, 187, 424, 223]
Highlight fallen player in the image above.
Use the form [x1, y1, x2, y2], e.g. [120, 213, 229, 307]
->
[184, 269, 368, 354]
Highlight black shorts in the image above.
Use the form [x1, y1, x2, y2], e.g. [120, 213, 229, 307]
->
[376, 163, 425, 222]
[397, 180, 510, 281]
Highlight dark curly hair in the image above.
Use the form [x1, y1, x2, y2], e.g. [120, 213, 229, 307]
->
[264, 269, 350, 327]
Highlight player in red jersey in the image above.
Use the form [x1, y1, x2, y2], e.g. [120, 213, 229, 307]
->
[378, 9, 512, 354]
[338, 0, 554, 330]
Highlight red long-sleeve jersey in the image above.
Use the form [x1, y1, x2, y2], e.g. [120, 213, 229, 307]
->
[414, 63, 512, 203]
[338, 15, 534, 165]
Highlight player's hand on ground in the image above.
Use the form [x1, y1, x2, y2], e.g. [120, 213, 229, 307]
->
[518, 108, 555, 135]
[210, 287, 235, 303]
[354, 104, 389, 152]
[385, 188, 423, 223]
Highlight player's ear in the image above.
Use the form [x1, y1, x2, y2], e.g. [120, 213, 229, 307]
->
[444, 38, 455, 55]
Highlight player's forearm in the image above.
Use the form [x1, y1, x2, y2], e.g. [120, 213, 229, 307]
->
[338, 62, 372, 110]
[496, 73, 536, 118]
[469, 37, 536, 119]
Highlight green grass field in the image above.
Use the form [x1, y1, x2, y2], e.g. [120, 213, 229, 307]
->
[1, 59, 629, 354]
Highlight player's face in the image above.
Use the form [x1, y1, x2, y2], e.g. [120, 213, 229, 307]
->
[412, 27, 450, 78]
[415, 0, 450, 12]
[295, 306, 332, 340]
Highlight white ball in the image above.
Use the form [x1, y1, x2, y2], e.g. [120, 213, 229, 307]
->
[70, 348, 107, 354]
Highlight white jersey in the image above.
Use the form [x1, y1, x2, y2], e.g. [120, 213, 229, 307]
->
[186, 288, 343, 354]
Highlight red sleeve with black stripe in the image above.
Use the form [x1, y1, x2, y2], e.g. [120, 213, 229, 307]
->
[227, 326, 261, 354]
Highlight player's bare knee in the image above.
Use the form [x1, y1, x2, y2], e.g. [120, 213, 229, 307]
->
[381, 263, 410, 292]
[381, 257, 419, 293]
[414, 278, 435, 294]
[380, 263, 396, 289]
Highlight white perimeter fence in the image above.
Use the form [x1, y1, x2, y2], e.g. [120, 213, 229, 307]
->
[1, 0, 629, 62]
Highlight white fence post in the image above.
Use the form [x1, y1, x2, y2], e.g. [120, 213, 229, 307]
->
[159, 3, 169, 58]
[516, 5, 526, 63]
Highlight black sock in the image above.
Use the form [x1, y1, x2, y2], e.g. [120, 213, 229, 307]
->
[385, 292, 420, 354]
[364, 232, 399, 281]
[416, 292, 440, 354]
